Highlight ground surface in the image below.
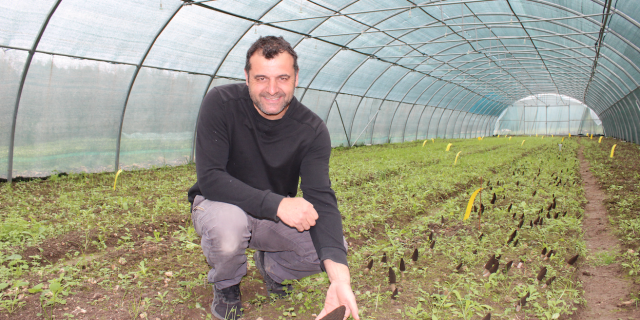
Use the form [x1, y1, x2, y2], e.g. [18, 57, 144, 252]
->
[571, 146, 640, 320]
[1, 137, 638, 319]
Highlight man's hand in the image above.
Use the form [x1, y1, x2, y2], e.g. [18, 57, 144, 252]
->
[315, 260, 359, 320]
[276, 197, 318, 232]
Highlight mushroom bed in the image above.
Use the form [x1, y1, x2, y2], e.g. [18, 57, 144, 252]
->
[0, 136, 636, 319]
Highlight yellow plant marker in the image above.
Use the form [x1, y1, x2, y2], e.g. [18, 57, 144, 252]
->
[464, 188, 484, 220]
[562, 137, 565, 142]
[568, 133, 571, 138]
[113, 169, 123, 190]
[598, 136, 603, 143]
[454, 151, 462, 165]
[521, 140, 526, 146]
[422, 140, 427, 147]
[610, 144, 617, 158]
[497, 134, 500, 138]
[477, 137, 482, 141]
[590, 134, 593, 139]
[446, 143, 453, 151]
[541, 136, 544, 139]
[536, 133, 538, 137]
[432, 138, 435, 143]
[509, 137, 512, 140]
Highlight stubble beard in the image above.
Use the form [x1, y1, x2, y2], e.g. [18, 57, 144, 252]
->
[250, 90, 293, 116]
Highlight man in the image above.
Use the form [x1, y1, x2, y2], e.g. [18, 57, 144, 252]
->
[188, 36, 359, 320]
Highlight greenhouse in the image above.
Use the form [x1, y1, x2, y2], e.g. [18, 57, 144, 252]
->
[1, 0, 640, 319]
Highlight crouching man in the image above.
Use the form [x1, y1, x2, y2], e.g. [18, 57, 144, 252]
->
[188, 36, 359, 320]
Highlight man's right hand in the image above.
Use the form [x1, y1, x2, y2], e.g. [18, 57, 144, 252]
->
[276, 198, 318, 232]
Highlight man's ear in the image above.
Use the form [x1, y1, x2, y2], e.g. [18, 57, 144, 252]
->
[244, 69, 249, 86]
[295, 71, 299, 87]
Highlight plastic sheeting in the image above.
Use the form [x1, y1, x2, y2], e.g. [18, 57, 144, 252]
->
[1, 0, 639, 179]
[496, 94, 603, 136]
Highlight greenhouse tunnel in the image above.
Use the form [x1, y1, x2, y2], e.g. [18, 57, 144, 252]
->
[1, 0, 640, 181]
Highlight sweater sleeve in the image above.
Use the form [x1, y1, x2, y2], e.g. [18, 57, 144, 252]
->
[195, 88, 284, 221]
[300, 124, 348, 267]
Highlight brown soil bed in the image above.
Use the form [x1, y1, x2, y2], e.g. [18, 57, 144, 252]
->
[570, 145, 640, 320]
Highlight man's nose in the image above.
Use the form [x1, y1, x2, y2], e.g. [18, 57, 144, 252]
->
[267, 79, 278, 95]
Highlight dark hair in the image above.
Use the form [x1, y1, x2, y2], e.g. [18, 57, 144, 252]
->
[245, 36, 299, 73]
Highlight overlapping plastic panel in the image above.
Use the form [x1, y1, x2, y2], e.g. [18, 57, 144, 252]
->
[203, 0, 278, 20]
[388, 102, 412, 143]
[119, 68, 210, 169]
[308, 50, 367, 92]
[11, 54, 134, 177]
[216, 25, 304, 80]
[144, 6, 253, 75]
[299, 89, 336, 121]
[334, 93, 364, 142]
[0, 0, 57, 49]
[0, 49, 28, 179]
[325, 103, 349, 147]
[340, 59, 391, 96]
[496, 94, 603, 136]
[295, 39, 341, 87]
[403, 105, 426, 141]
[264, 0, 334, 35]
[38, 0, 181, 64]
[349, 97, 381, 146]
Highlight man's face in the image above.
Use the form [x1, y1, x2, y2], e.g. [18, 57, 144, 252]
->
[245, 51, 299, 120]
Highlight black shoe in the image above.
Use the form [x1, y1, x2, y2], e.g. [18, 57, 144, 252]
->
[211, 284, 242, 320]
[253, 250, 293, 298]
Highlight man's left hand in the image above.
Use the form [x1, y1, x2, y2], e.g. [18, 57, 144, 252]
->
[315, 260, 359, 320]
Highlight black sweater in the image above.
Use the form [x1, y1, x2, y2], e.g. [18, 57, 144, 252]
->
[188, 83, 347, 266]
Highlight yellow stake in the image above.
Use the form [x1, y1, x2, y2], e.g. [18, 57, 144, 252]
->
[568, 133, 571, 138]
[509, 137, 512, 140]
[497, 134, 500, 138]
[477, 137, 482, 141]
[454, 151, 462, 165]
[422, 140, 427, 147]
[446, 143, 453, 151]
[432, 138, 435, 143]
[590, 134, 593, 139]
[598, 136, 603, 143]
[113, 169, 123, 190]
[521, 140, 526, 146]
[464, 188, 484, 220]
[562, 137, 565, 142]
[610, 144, 617, 158]
[552, 134, 554, 137]
[536, 133, 538, 137]
[541, 136, 544, 139]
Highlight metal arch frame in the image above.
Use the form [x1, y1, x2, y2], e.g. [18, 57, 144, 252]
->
[444, 91, 469, 139]
[440, 89, 474, 138]
[400, 79, 442, 141]
[367, 70, 415, 144]
[415, 82, 457, 139]
[345, 64, 396, 143]
[505, 0, 560, 93]
[115, 4, 184, 171]
[296, 1, 438, 124]
[408, 18, 640, 103]
[190, 0, 285, 162]
[191, 0, 637, 128]
[384, 74, 429, 143]
[431, 85, 462, 138]
[303, 3, 509, 129]
[448, 91, 478, 138]
[7, 0, 62, 182]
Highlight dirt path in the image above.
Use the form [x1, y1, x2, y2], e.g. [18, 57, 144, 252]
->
[572, 146, 640, 320]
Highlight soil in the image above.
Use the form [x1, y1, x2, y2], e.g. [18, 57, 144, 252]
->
[571, 146, 640, 320]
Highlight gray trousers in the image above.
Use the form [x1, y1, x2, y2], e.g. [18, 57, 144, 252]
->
[192, 195, 324, 290]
